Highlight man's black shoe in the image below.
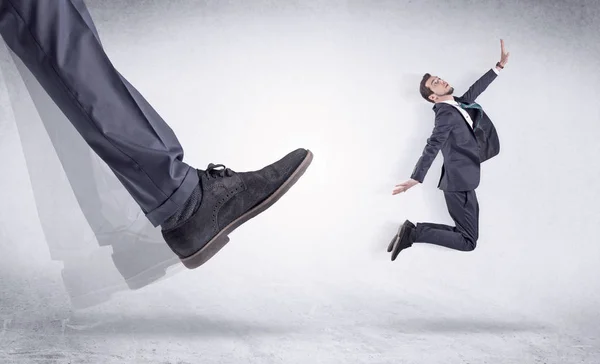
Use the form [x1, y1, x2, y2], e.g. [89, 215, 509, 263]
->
[162, 148, 313, 269]
[387, 219, 415, 253]
[390, 220, 415, 261]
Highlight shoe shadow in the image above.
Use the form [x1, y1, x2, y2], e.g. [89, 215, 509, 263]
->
[386, 317, 548, 334]
[63, 313, 299, 338]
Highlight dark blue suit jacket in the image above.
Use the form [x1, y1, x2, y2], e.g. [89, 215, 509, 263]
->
[410, 69, 501, 191]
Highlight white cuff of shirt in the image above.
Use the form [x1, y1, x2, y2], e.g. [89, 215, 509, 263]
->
[492, 66, 500, 75]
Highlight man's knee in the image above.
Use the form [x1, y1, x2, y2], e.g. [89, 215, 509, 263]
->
[464, 238, 477, 252]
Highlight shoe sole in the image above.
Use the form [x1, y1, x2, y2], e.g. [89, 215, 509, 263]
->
[388, 220, 406, 255]
[387, 224, 403, 253]
[386, 236, 397, 253]
[180, 150, 314, 269]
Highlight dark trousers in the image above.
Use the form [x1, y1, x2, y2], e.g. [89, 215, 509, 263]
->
[415, 190, 479, 251]
[0, 0, 198, 227]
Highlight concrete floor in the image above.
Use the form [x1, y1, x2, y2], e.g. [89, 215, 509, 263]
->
[0, 257, 599, 363]
[1, 0, 599, 363]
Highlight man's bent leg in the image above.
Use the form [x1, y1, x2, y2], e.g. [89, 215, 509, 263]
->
[414, 190, 479, 251]
[0, 0, 197, 227]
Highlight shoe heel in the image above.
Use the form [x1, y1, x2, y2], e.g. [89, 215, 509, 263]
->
[181, 234, 231, 269]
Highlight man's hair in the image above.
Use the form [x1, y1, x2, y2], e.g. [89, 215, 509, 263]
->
[420, 73, 434, 103]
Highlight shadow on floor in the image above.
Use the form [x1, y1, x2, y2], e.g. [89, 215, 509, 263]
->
[386, 317, 548, 334]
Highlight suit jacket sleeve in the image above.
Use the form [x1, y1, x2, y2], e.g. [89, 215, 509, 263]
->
[459, 68, 498, 104]
[410, 108, 455, 183]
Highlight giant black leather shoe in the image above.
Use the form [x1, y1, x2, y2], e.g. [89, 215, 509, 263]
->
[162, 148, 313, 269]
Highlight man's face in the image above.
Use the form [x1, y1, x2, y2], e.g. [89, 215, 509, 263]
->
[426, 75, 454, 101]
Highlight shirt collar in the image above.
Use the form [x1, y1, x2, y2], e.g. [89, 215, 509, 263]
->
[441, 99, 459, 106]
[432, 98, 460, 111]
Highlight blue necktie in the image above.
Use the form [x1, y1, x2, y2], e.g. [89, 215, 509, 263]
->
[459, 102, 482, 110]
[459, 102, 483, 127]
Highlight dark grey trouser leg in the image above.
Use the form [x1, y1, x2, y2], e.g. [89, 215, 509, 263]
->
[414, 190, 479, 251]
[0, 0, 198, 227]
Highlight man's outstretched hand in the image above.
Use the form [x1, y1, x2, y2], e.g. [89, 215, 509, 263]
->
[392, 179, 419, 195]
[499, 39, 510, 67]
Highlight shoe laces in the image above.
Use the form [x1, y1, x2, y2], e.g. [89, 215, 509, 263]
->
[205, 163, 234, 179]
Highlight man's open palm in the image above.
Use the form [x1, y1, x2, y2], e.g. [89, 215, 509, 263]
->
[392, 179, 419, 195]
[500, 39, 510, 66]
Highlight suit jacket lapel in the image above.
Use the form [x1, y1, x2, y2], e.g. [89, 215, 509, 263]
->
[434, 100, 477, 138]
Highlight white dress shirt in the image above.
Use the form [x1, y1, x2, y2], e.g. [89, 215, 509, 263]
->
[441, 66, 501, 130]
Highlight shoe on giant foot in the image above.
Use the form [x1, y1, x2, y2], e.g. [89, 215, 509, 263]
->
[162, 148, 313, 269]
